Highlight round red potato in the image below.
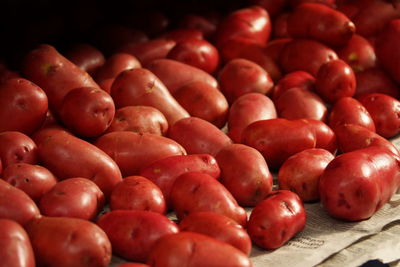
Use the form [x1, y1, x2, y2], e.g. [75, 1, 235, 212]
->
[105, 106, 168, 135]
[0, 78, 48, 135]
[216, 144, 273, 207]
[64, 43, 105, 75]
[278, 148, 334, 202]
[0, 219, 35, 267]
[179, 211, 252, 255]
[2, 163, 57, 203]
[147, 232, 252, 267]
[247, 190, 306, 250]
[110, 176, 166, 214]
[97, 210, 179, 262]
[39, 177, 105, 220]
[0, 131, 38, 168]
[218, 58, 273, 103]
[26, 216, 112, 267]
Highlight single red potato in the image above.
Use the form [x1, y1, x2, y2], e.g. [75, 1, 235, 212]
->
[64, 43, 105, 75]
[0, 131, 38, 168]
[109, 176, 166, 214]
[97, 210, 179, 262]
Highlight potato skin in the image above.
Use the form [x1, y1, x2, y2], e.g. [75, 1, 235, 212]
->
[32, 127, 122, 198]
[26, 216, 112, 267]
[64, 43, 105, 75]
[0, 219, 35, 267]
[302, 119, 337, 154]
[247, 190, 306, 250]
[147, 232, 252, 267]
[0, 131, 38, 168]
[216, 144, 273, 207]
[97, 210, 179, 262]
[354, 68, 400, 99]
[319, 146, 400, 221]
[272, 70, 315, 101]
[0, 78, 48, 135]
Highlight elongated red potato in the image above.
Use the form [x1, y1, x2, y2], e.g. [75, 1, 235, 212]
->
[0, 78, 48, 135]
[167, 117, 232, 156]
[242, 118, 316, 169]
[26, 216, 112, 267]
[109, 176, 166, 214]
[147, 232, 252, 267]
[179, 212, 252, 255]
[2, 163, 57, 203]
[278, 148, 334, 202]
[97, 210, 179, 262]
[272, 70, 315, 101]
[228, 93, 277, 143]
[170, 172, 247, 227]
[0, 179, 40, 226]
[354, 68, 400, 98]
[287, 3, 355, 46]
[216, 144, 273, 207]
[302, 119, 337, 154]
[95, 131, 186, 177]
[32, 127, 122, 197]
[139, 154, 220, 206]
[247, 190, 306, 250]
[0, 131, 38, 168]
[319, 146, 400, 221]
[111, 68, 190, 125]
[0, 219, 35, 267]
[105, 106, 168, 135]
[64, 43, 105, 75]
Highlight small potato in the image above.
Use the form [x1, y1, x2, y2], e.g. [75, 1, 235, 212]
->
[2, 163, 57, 203]
[272, 70, 315, 101]
[147, 232, 252, 267]
[278, 148, 334, 202]
[64, 43, 105, 75]
[39, 177, 105, 220]
[0, 131, 38, 168]
[97, 210, 179, 262]
[106, 106, 168, 135]
[26, 216, 112, 267]
[0, 219, 35, 267]
[110, 176, 166, 214]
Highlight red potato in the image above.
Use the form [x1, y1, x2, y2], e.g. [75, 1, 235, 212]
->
[315, 59, 356, 103]
[22, 44, 100, 112]
[336, 34, 376, 72]
[32, 127, 122, 198]
[26, 216, 112, 267]
[172, 82, 228, 128]
[273, 13, 290, 39]
[160, 29, 203, 43]
[146, 59, 218, 94]
[241, 118, 317, 169]
[39, 178, 104, 220]
[354, 68, 400, 99]
[0, 219, 35, 267]
[64, 43, 105, 75]
[167, 39, 219, 74]
[247, 190, 306, 250]
[147, 232, 252, 267]
[357, 93, 400, 139]
[0, 178, 40, 226]
[216, 144, 273, 207]
[302, 119, 338, 154]
[2, 163, 57, 203]
[60, 87, 115, 137]
[178, 14, 217, 39]
[105, 106, 168, 135]
[278, 148, 334, 202]
[179, 212, 252, 255]
[0, 78, 48, 135]
[170, 172, 247, 227]
[215, 5, 271, 48]
[110, 68, 189, 125]
[94, 131, 186, 177]
[334, 124, 399, 157]
[218, 58, 274, 103]
[97, 210, 179, 262]
[0, 131, 38, 168]
[272, 71, 315, 101]
[328, 97, 375, 132]
[319, 146, 400, 221]
[167, 117, 232, 156]
[248, 0, 288, 18]
[279, 39, 338, 76]
[275, 87, 328, 121]
[228, 93, 277, 143]
[139, 154, 220, 206]
[287, 3, 355, 47]
[118, 39, 176, 66]
[109, 176, 166, 214]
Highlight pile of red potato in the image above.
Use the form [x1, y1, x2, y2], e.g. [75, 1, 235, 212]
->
[0, 0, 400, 266]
